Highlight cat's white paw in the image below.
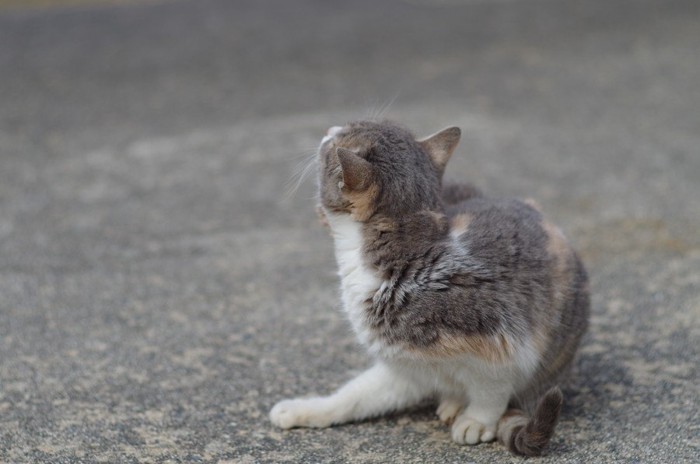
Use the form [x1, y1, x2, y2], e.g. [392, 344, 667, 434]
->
[269, 398, 332, 429]
[436, 398, 463, 424]
[451, 414, 497, 445]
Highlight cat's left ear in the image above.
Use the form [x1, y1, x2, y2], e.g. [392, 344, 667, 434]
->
[335, 147, 373, 191]
[418, 127, 461, 176]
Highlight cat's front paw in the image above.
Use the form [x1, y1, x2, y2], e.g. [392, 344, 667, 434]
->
[451, 414, 497, 445]
[269, 398, 333, 429]
[436, 398, 463, 425]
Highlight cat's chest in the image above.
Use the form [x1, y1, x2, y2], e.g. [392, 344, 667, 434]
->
[327, 214, 384, 349]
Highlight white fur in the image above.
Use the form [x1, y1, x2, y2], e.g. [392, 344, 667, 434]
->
[269, 347, 530, 441]
[270, 187, 541, 445]
[324, 212, 384, 353]
[270, 362, 426, 428]
[321, 126, 343, 144]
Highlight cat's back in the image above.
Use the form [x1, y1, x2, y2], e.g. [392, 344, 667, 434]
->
[447, 196, 551, 273]
[446, 195, 589, 389]
[446, 194, 589, 336]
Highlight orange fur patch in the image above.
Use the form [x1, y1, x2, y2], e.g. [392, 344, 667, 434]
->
[500, 408, 527, 420]
[347, 183, 379, 222]
[542, 221, 574, 308]
[450, 213, 472, 237]
[531, 327, 550, 358]
[531, 220, 576, 357]
[410, 333, 514, 363]
[522, 197, 543, 212]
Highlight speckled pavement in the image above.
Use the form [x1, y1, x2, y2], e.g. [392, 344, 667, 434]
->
[0, 0, 698, 462]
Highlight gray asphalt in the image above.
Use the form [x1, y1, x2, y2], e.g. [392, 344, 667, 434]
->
[1, 0, 699, 462]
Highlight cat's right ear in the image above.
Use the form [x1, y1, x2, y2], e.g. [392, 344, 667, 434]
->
[418, 127, 461, 176]
[334, 147, 373, 191]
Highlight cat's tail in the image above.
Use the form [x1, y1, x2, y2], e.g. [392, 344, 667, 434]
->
[497, 386, 563, 457]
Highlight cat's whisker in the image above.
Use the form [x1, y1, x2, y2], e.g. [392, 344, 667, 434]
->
[284, 150, 319, 199]
[363, 96, 388, 121]
[363, 94, 401, 121]
[363, 104, 378, 122]
[373, 93, 400, 121]
[291, 147, 322, 158]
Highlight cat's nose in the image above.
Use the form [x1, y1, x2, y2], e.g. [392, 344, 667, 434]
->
[327, 126, 342, 137]
[321, 126, 343, 144]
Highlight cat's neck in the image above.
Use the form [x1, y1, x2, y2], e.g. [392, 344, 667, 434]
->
[325, 209, 451, 272]
[325, 212, 371, 279]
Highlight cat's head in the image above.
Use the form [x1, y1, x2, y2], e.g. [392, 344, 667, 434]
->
[317, 120, 461, 221]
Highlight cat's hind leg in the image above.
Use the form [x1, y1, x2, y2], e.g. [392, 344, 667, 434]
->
[270, 362, 428, 429]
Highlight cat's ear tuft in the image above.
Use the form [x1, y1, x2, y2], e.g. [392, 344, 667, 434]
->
[418, 126, 461, 175]
[335, 147, 373, 191]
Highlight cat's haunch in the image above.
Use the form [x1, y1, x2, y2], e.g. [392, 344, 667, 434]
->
[271, 120, 589, 457]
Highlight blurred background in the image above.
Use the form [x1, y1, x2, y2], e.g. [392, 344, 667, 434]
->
[0, 0, 698, 462]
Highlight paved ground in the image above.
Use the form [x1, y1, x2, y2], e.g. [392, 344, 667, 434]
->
[1, 0, 699, 462]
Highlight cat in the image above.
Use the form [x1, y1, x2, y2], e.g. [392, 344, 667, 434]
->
[270, 120, 590, 456]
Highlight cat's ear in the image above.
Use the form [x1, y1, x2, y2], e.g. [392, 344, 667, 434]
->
[418, 127, 461, 175]
[335, 147, 373, 191]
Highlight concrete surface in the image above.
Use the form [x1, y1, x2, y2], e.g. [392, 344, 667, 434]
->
[1, 0, 699, 462]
